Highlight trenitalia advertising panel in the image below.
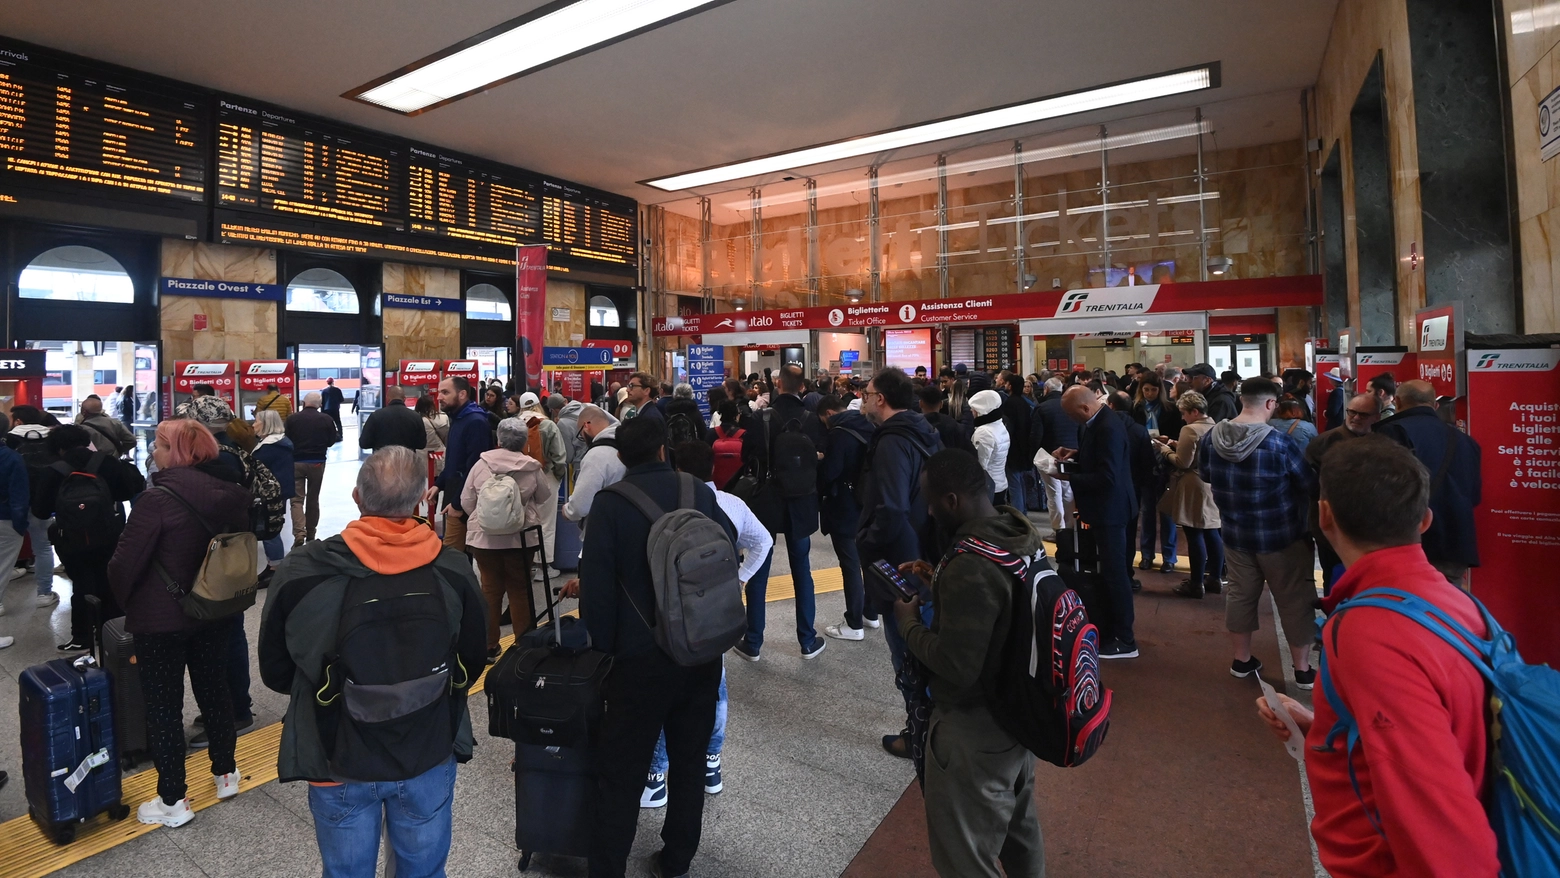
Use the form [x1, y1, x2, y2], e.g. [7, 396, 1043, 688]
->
[1466, 345, 1560, 668]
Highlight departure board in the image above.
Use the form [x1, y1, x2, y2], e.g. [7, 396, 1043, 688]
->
[216, 97, 404, 230]
[0, 39, 206, 203]
[539, 178, 637, 266]
[406, 145, 541, 248]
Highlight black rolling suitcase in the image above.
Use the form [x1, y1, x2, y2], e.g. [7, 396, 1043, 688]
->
[99, 615, 148, 769]
[484, 527, 611, 872]
[18, 598, 131, 844]
[1055, 518, 1111, 636]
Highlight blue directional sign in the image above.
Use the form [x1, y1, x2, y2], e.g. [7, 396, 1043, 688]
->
[542, 346, 613, 368]
[687, 344, 725, 418]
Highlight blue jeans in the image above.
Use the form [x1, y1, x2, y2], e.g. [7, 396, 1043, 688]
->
[781, 530, 819, 648]
[1185, 527, 1224, 586]
[262, 535, 284, 564]
[831, 533, 871, 629]
[28, 514, 53, 597]
[1005, 472, 1029, 516]
[227, 614, 253, 721]
[308, 756, 457, 878]
[1138, 482, 1178, 565]
[651, 667, 727, 775]
[740, 549, 775, 653]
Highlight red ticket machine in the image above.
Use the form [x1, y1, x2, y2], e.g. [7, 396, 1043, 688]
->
[172, 361, 237, 411]
[397, 360, 443, 399]
[442, 359, 481, 389]
[238, 360, 297, 419]
[0, 350, 47, 420]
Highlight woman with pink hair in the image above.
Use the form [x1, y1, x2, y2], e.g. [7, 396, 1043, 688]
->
[108, 417, 252, 828]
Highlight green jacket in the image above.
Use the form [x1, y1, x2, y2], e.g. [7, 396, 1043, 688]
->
[900, 508, 1043, 708]
[258, 536, 488, 783]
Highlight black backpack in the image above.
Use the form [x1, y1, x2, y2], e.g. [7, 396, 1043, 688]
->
[946, 537, 1112, 768]
[667, 411, 702, 450]
[14, 427, 59, 503]
[314, 566, 468, 782]
[769, 418, 818, 499]
[50, 453, 120, 549]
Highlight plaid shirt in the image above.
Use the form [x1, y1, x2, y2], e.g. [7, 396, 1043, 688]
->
[1198, 426, 1313, 554]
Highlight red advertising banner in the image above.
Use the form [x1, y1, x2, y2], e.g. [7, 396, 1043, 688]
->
[516, 245, 548, 391]
[653, 275, 1322, 336]
[1467, 346, 1560, 669]
[172, 361, 236, 407]
[238, 360, 296, 395]
[1414, 302, 1464, 397]
[558, 371, 588, 402]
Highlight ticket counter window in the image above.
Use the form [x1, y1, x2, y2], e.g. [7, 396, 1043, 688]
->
[19, 246, 134, 304]
[286, 268, 359, 314]
[466, 283, 511, 321]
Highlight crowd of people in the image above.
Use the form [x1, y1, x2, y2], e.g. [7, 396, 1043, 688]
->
[0, 353, 1505, 878]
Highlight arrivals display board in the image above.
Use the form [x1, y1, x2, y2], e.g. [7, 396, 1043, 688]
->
[0, 37, 207, 204]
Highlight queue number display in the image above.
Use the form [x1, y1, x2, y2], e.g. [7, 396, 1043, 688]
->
[216, 98, 404, 230]
[407, 146, 541, 248]
[0, 39, 206, 202]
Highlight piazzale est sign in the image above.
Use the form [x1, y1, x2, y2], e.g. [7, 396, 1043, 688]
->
[653, 276, 1322, 336]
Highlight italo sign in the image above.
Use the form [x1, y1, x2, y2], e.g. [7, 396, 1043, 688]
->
[653, 276, 1320, 336]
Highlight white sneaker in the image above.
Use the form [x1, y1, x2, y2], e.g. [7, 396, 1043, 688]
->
[0, 636, 13, 649]
[214, 771, 240, 800]
[824, 624, 863, 641]
[35, 592, 59, 608]
[10, 566, 27, 580]
[862, 617, 882, 629]
[640, 772, 667, 809]
[137, 796, 194, 827]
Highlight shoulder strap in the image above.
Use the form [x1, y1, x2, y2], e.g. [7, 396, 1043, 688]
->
[1286, 421, 1300, 435]
[155, 485, 220, 538]
[677, 472, 697, 510]
[838, 427, 868, 446]
[603, 480, 668, 524]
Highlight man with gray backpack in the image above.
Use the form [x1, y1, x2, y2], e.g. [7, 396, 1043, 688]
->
[579, 416, 741, 878]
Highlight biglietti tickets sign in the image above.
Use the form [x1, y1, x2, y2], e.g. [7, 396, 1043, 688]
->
[653, 276, 1321, 335]
[238, 360, 296, 394]
[398, 360, 442, 385]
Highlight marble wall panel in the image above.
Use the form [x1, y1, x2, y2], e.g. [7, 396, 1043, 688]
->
[383, 309, 459, 365]
[158, 240, 280, 365]
[1276, 307, 1313, 370]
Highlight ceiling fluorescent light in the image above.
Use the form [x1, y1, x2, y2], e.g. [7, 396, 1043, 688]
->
[347, 0, 736, 115]
[646, 63, 1218, 191]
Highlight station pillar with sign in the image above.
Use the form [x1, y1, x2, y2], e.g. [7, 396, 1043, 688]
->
[172, 361, 237, 413]
[238, 360, 297, 419]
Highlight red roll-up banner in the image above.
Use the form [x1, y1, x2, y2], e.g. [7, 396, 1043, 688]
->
[1466, 346, 1560, 668]
[516, 245, 548, 392]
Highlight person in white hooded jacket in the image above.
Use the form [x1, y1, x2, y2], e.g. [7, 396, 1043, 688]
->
[461, 417, 552, 659]
[562, 405, 624, 524]
[969, 389, 1011, 504]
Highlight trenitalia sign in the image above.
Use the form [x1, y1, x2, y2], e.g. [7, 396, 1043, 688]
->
[653, 276, 1321, 336]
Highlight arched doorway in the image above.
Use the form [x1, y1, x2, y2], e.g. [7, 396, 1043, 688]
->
[461, 273, 515, 389]
[277, 254, 383, 424]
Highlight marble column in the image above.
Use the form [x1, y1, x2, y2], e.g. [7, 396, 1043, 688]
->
[1319, 146, 1350, 345]
[1350, 56, 1400, 346]
[1406, 0, 1517, 334]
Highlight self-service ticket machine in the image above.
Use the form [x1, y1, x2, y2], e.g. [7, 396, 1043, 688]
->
[0, 350, 48, 421]
[396, 360, 443, 400]
[171, 361, 237, 413]
[442, 359, 481, 396]
[237, 360, 297, 420]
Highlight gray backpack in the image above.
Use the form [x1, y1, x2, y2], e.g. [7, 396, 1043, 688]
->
[603, 473, 745, 666]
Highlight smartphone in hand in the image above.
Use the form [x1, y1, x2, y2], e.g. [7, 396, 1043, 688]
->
[869, 560, 918, 602]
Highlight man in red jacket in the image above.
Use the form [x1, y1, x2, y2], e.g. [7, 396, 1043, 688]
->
[1257, 437, 1498, 877]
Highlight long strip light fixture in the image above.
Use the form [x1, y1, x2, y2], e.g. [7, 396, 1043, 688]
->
[718, 118, 1212, 212]
[347, 0, 738, 115]
[645, 63, 1219, 191]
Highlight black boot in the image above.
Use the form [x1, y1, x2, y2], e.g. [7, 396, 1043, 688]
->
[1172, 577, 1204, 599]
[1204, 574, 1224, 595]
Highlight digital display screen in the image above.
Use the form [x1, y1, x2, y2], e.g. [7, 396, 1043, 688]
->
[0, 39, 206, 203]
[216, 97, 404, 230]
[539, 179, 636, 267]
[407, 145, 540, 248]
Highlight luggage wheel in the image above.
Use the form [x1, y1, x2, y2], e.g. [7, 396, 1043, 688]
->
[108, 803, 130, 821]
[518, 851, 532, 872]
[52, 823, 75, 845]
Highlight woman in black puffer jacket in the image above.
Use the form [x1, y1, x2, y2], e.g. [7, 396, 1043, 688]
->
[108, 418, 252, 829]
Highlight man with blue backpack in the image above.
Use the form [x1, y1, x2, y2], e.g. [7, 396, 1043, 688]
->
[1256, 436, 1556, 876]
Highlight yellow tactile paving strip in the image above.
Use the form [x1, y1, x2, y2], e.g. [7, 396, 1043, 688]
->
[0, 566, 846, 877]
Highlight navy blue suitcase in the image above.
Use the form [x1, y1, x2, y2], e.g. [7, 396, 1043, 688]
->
[18, 657, 130, 843]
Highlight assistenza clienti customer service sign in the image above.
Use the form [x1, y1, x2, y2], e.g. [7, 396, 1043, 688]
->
[652, 276, 1321, 335]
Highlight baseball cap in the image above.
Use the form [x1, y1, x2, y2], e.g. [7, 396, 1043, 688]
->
[1184, 363, 1218, 380]
[546, 394, 566, 412]
[518, 392, 540, 407]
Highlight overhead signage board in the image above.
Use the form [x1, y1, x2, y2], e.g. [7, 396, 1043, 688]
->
[542, 346, 613, 369]
[654, 276, 1323, 336]
[161, 277, 285, 301]
[382, 292, 462, 312]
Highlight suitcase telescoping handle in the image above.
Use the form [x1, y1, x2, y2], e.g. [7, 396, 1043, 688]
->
[521, 523, 585, 650]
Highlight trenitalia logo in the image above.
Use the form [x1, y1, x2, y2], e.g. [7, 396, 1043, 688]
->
[1053, 286, 1159, 317]
[1471, 349, 1560, 371]
[1474, 354, 1500, 369]
[1420, 316, 1450, 352]
[181, 363, 230, 376]
[246, 362, 290, 375]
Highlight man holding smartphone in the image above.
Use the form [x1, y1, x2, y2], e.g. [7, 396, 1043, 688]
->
[1053, 385, 1140, 658]
[892, 449, 1045, 878]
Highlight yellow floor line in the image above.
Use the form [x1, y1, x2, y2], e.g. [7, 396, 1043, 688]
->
[0, 567, 847, 877]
